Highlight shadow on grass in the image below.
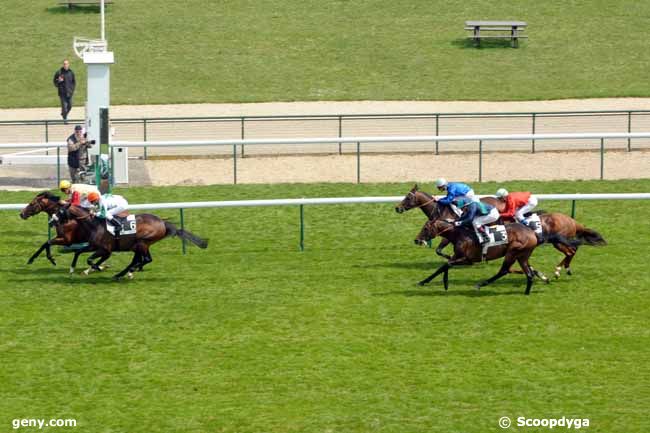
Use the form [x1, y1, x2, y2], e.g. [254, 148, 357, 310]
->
[355, 261, 443, 271]
[5, 266, 172, 283]
[2, 231, 43, 238]
[375, 288, 537, 297]
[451, 38, 521, 49]
[46, 6, 107, 15]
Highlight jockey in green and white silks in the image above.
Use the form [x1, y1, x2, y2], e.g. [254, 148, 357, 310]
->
[87, 192, 129, 230]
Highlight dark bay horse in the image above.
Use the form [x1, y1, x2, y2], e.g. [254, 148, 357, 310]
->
[20, 192, 91, 271]
[414, 219, 581, 295]
[396, 185, 606, 277]
[60, 205, 208, 279]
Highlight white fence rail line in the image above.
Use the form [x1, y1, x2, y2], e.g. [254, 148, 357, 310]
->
[110, 132, 650, 147]
[5, 193, 649, 253]
[2, 132, 648, 185]
[3, 131, 650, 149]
[2, 193, 650, 212]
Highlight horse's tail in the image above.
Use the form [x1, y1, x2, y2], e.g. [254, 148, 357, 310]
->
[543, 233, 583, 250]
[575, 224, 607, 246]
[164, 221, 209, 249]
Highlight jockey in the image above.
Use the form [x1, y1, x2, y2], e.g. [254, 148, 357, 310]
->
[435, 178, 478, 216]
[87, 191, 129, 235]
[496, 188, 538, 225]
[59, 179, 98, 209]
[453, 198, 499, 244]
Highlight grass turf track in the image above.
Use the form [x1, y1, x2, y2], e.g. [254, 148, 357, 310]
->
[4, 0, 650, 107]
[1, 179, 649, 432]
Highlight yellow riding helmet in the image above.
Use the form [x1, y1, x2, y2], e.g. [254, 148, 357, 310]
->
[59, 180, 72, 190]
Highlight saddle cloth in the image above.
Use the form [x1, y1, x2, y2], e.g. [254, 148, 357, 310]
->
[524, 213, 543, 236]
[106, 214, 137, 237]
[478, 224, 508, 258]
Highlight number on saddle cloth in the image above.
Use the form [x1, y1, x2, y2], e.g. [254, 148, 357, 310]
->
[478, 224, 509, 259]
[524, 213, 543, 236]
[106, 215, 137, 237]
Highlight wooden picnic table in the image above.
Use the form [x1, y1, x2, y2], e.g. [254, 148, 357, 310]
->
[465, 21, 528, 48]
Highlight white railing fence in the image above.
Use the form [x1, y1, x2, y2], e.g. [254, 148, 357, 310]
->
[2, 131, 650, 185]
[3, 193, 650, 253]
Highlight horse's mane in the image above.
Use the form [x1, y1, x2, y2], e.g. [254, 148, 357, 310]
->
[38, 191, 60, 201]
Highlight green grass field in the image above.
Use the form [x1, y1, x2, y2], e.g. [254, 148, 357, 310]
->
[1, 179, 649, 432]
[4, 0, 650, 108]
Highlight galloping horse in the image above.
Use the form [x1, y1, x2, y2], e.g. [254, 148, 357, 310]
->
[414, 218, 581, 295]
[59, 205, 208, 279]
[20, 192, 90, 271]
[396, 185, 606, 277]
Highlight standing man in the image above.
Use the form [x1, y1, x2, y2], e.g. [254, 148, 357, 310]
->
[66, 125, 93, 183]
[53, 59, 76, 123]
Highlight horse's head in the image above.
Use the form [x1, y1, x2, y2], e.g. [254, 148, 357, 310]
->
[414, 219, 454, 246]
[395, 184, 436, 214]
[395, 184, 419, 213]
[20, 192, 61, 220]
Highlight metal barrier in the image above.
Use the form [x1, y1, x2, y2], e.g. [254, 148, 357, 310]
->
[111, 131, 650, 183]
[3, 109, 650, 157]
[3, 193, 650, 253]
[2, 131, 650, 186]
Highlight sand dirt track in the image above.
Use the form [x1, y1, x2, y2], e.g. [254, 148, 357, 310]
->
[1, 99, 650, 187]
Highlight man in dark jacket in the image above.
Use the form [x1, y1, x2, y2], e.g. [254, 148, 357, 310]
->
[53, 59, 76, 123]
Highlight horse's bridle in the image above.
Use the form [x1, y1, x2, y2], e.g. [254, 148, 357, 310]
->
[407, 191, 437, 210]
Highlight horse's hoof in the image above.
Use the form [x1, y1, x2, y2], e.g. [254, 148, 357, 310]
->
[82, 269, 90, 276]
[567, 269, 572, 276]
[112, 275, 121, 281]
[69, 267, 75, 274]
[26, 260, 33, 265]
[48, 259, 56, 266]
[475, 283, 482, 290]
[417, 281, 426, 287]
[127, 272, 134, 280]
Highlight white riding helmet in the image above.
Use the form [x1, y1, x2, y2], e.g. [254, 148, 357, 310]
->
[435, 178, 448, 188]
[496, 188, 509, 198]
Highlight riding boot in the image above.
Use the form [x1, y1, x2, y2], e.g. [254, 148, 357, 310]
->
[109, 218, 121, 238]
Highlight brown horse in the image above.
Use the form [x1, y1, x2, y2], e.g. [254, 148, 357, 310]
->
[395, 185, 500, 259]
[414, 218, 580, 295]
[396, 185, 606, 277]
[59, 205, 208, 279]
[20, 192, 91, 271]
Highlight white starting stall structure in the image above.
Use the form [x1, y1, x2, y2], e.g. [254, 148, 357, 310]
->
[72, 0, 128, 186]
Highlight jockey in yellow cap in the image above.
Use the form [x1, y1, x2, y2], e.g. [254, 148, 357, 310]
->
[59, 180, 99, 209]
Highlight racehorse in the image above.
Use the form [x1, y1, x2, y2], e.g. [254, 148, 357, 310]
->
[57, 205, 208, 279]
[395, 185, 606, 277]
[20, 192, 90, 271]
[414, 218, 581, 295]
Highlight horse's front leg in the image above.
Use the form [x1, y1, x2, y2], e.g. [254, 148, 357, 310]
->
[27, 241, 51, 265]
[418, 263, 449, 287]
[435, 238, 452, 260]
[27, 239, 59, 266]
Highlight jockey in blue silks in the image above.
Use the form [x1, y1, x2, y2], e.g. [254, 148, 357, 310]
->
[435, 178, 478, 216]
[453, 198, 500, 244]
